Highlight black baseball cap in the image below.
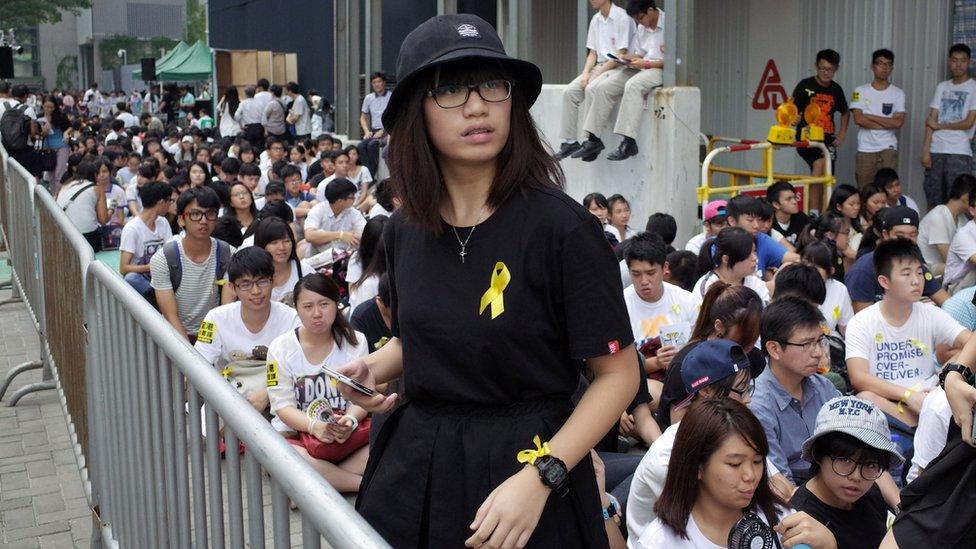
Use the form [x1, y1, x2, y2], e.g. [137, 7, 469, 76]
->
[881, 206, 919, 231]
[382, 14, 543, 132]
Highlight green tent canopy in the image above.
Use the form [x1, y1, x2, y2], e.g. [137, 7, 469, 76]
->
[133, 40, 211, 81]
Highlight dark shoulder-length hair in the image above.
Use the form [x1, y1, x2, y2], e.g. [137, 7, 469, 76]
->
[386, 59, 564, 234]
[353, 214, 388, 288]
[293, 273, 359, 348]
[690, 282, 762, 346]
[654, 398, 785, 539]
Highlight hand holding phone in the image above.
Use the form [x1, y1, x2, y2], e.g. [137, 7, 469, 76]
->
[606, 52, 631, 65]
[321, 365, 377, 397]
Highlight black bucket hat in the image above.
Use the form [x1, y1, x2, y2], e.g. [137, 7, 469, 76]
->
[381, 14, 543, 133]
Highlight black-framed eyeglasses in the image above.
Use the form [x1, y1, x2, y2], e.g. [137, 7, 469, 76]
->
[234, 278, 272, 292]
[729, 379, 756, 398]
[781, 336, 829, 353]
[427, 80, 513, 109]
[829, 456, 884, 480]
[185, 209, 219, 222]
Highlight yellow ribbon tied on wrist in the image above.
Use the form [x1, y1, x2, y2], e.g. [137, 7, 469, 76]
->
[479, 262, 511, 320]
[896, 383, 923, 415]
[517, 435, 551, 466]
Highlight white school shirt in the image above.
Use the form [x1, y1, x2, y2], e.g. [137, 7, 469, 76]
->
[845, 302, 965, 389]
[266, 329, 369, 432]
[850, 83, 906, 152]
[586, 3, 635, 63]
[623, 283, 699, 342]
[918, 205, 962, 267]
[626, 423, 781, 542]
[304, 202, 367, 253]
[125, 183, 143, 213]
[631, 11, 665, 61]
[692, 271, 771, 305]
[56, 180, 100, 233]
[119, 215, 173, 267]
[820, 278, 854, 336]
[944, 220, 976, 286]
[929, 78, 976, 156]
[194, 301, 300, 370]
[685, 232, 707, 255]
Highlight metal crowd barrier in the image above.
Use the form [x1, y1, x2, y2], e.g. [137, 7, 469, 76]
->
[0, 147, 390, 548]
[0, 150, 52, 404]
[698, 136, 836, 214]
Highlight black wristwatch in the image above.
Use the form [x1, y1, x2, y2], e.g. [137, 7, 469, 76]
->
[533, 455, 570, 497]
[939, 363, 974, 390]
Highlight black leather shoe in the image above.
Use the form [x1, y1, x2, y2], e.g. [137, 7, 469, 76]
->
[554, 141, 582, 160]
[606, 138, 639, 161]
[571, 138, 605, 159]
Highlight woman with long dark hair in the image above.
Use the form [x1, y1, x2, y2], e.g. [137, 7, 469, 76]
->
[635, 399, 836, 548]
[224, 181, 258, 235]
[347, 214, 388, 310]
[336, 15, 638, 547]
[38, 94, 72, 191]
[218, 86, 242, 139]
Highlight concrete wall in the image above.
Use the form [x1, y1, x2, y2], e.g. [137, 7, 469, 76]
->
[530, 85, 702, 244]
[37, 16, 80, 90]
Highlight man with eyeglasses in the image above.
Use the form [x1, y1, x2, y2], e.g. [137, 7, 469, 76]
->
[150, 186, 235, 342]
[195, 247, 300, 412]
[751, 296, 841, 486]
[792, 48, 850, 211]
[851, 49, 906, 187]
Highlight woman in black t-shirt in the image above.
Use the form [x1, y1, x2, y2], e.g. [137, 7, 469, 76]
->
[336, 14, 638, 549]
[791, 396, 901, 549]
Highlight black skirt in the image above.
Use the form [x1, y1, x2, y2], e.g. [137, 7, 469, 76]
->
[892, 423, 976, 547]
[356, 398, 608, 548]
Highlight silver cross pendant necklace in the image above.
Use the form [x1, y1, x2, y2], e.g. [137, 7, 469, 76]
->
[450, 206, 487, 263]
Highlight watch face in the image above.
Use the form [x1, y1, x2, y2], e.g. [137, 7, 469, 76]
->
[544, 467, 562, 484]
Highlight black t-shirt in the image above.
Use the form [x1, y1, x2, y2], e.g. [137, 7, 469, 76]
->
[772, 212, 811, 245]
[384, 186, 634, 405]
[350, 299, 392, 353]
[790, 483, 888, 549]
[161, 92, 176, 117]
[792, 77, 849, 141]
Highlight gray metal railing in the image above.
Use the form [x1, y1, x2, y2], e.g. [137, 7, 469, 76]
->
[86, 261, 389, 548]
[0, 144, 390, 548]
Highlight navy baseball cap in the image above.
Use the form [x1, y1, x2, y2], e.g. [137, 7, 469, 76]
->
[382, 14, 543, 132]
[670, 339, 765, 412]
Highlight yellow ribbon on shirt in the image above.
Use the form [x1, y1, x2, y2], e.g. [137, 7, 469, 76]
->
[516, 435, 551, 465]
[479, 262, 511, 320]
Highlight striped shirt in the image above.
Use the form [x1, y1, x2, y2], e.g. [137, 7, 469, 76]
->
[149, 237, 227, 335]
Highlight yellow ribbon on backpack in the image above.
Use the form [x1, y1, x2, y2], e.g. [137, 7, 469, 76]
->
[479, 262, 511, 320]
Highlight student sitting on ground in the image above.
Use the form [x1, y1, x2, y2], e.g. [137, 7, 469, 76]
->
[750, 296, 841, 485]
[943, 189, 976, 289]
[629, 398, 837, 548]
[119, 181, 173, 299]
[801, 243, 855, 337]
[693, 226, 771, 304]
[266, 273, 371, 493]
[726, 195, 799, 278]
[875, 167, 919, 213]
[917, 173, 973, 276]
[623, 232, 699, 404]
[846, 238, 971, 427]
[767, 180, 811, 246]
[150, 186, 235, 342]
[791, 396, 903, 549]
[252, 217, 314, 305]
[685, 200, 728, 256]
[845, 206, 949, 311]
[304, 178, 366, 254]
[195, 247, 300, 412]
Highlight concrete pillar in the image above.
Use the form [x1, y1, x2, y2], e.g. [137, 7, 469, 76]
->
[530, 85, 702, 245]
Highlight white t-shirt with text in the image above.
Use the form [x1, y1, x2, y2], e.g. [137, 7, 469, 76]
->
[194, 301, 300, 370]
[623, 282, 699, 343]
[845, 302, 965, 389]
[929, 78, 976, 156]
[119, 215, 173, 267]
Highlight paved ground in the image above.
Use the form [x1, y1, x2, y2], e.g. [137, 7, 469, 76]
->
[0, 287, 93, 548]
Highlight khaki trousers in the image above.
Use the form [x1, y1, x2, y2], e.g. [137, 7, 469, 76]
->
[581, 68, 638, 137]
[560, 66, 613, 142]
[613, 68, 663, 139]
[855, 149, 899, 187]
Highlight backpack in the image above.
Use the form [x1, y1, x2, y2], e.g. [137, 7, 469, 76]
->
[162, 238, 231, 293]
[1, 101, 31, 151]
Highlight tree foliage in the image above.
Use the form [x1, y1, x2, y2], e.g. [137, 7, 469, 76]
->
[186, 0, 207, 44]
[0, 0, 92, 29]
